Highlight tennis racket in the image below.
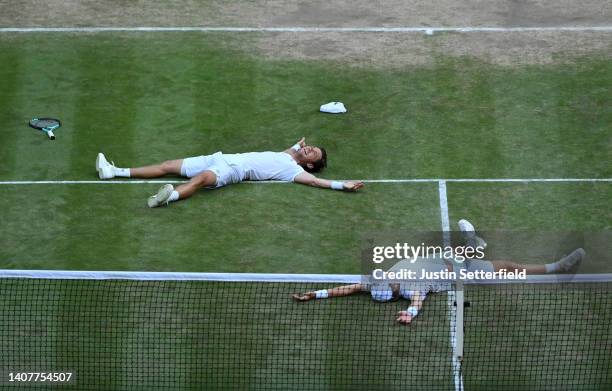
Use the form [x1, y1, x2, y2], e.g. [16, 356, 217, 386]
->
[29, 118, 61, 140]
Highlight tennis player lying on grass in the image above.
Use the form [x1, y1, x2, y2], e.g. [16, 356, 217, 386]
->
[95, 137, 364, 207]
[293, 219, 586, 325]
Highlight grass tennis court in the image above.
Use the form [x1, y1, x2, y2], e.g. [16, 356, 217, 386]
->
[0, 182, 611, 273]
[1, 5, 611, 390]
[2, 279, 611, 390]
[1, 34, 610, 182]
[463, 283, 612, 391]
[2, 279, 455, 390]
[1, 33, 610, 272]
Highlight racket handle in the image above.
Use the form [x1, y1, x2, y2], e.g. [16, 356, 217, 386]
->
[48, 130, 55, 140]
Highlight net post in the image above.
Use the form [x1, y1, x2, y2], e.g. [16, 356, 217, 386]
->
[454, 280, 465, 363]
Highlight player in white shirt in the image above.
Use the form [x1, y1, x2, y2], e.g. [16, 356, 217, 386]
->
[95, 137, 364, 207]
[293, 219, 585, 324]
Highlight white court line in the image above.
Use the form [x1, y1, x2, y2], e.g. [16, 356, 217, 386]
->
[1, 269, 609, 283]
[1, 26, 612, 33]
[0, 178, 611, 185]
[438, 180, 464, 391]
[438, 181, 451, 244]
[0, 270, 361, 283]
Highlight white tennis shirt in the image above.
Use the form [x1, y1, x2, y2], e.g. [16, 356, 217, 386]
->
[221, 151, 304, 182]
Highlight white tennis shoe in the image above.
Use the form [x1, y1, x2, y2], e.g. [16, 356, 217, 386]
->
[556, 248, 586, 272]
[96, 153, 116, 179]
[458, 219, 487, 250]
[147, 184, 174, 208]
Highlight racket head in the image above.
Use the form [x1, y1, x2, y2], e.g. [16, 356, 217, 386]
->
[29, 118, 61, 130]
[29, 118, 60, 139]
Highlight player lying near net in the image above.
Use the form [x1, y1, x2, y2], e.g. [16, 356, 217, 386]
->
[95, 138, 363, 207]
[293, 219, 586, 325]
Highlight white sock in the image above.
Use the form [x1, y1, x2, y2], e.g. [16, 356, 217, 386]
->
[545, 262, 560, 273]
[114, 167, 130, 177]
[168, 191, 180, 202]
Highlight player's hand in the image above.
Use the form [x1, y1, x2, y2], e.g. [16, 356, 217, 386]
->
[343, 181, 364, 191]
[292, 292, 315, 301]
[297, 137, 306, 148]
[396, 311, 413, 324]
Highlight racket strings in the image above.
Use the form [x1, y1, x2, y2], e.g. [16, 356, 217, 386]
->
[33, 120, 59, 128]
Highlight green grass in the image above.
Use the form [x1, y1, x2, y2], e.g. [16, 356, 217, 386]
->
[463, 284, 612, 391]
[3, 280, 610, 390]
[0, 33, 610, 183]
[0, 32, 610, 272]
[447, 183, 612, 231]
[0, 32, 610, 390]
[446, 183, 612, 273]
[0, 183, 439, 272]
[1, 280, 454, 390]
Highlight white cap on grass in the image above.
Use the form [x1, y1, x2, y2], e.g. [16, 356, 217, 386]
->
[320, 102, 347, 114]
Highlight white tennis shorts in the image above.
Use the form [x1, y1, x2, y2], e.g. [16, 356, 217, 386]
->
[180, 152, 241, 188]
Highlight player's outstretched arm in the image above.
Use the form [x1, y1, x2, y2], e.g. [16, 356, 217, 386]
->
[396, 291, 427, 325]
[284, 137, 306, 154]
[294, 172, 364, 192]
[292, 283, 363, 301]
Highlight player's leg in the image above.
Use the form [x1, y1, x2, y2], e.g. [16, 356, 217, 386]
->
[174, 170, 217, 199]
[490, 260, 546, 274]
[147, 170, 217, 208]
[490, 248, 585, 274]
[130, 159, 183, 178]
[96, 152, 183, 179]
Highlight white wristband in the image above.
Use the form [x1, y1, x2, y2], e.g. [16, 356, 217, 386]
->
[315, 289, 329, 299]
[331, 181, 344, 190]
[406, 306, 419, 317]
[291, 143, 301, 151]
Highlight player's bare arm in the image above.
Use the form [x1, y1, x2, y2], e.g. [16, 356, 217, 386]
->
[283, 137, 306, 154]
[396, 291, 426, 325]
[293, 283, 429, 325]
[294, 172, 364, 191]
[292, 284, 363, 301]
[283, 136, 360, 191]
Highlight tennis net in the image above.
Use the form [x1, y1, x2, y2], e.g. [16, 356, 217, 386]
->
[0, 270, 610, 390]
